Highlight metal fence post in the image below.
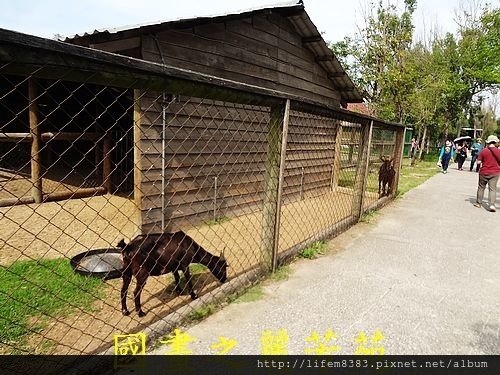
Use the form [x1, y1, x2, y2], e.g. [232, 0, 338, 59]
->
[352, 120, 373, 220]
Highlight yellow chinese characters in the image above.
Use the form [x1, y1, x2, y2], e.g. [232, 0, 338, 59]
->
[304, 329, 341, 354]
[261, 329, 289, 354]
[354, 329, 385, 355]
[161, 328, 196, 355]
[113, 333, 146, 356]
[210, 336, 238, 354]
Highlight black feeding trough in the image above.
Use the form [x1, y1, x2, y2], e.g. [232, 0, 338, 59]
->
[70, 248, 123, 280]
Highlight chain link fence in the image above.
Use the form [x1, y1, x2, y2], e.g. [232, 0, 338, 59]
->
[0, 30, 404, 355]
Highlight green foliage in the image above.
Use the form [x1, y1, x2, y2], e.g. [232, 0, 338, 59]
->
[297, 241, 326, 259]
[188, 304, 216, 321]
[360, 210, 380, 223]
[231, 286, 264, 303]
[330, 1, 499, 146]
[0, 259, 106, 351]
[270, 265, 291, 281]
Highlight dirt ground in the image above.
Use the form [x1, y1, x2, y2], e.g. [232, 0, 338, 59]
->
[1, 187, 380, 354]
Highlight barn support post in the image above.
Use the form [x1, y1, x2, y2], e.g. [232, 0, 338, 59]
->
[102, 136, 112, 192]
[29, 79, 43, 203]
[392, 126, 405, 196]
[133, 89, 143, 232]
[260, 99, 289, 272]
[272, 99, 290, 272]
[352, 120, 373, 220]
[330, 121, 343, 191]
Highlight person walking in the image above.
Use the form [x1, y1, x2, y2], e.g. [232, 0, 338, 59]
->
[456, 142, 468, 170]
[410, 138, 418, 158]
[469, 138, 483, 172]
[474, 135, 500, 212]
[438, 140, 454, 174]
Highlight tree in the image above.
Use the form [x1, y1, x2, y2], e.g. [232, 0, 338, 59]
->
[330, 0, 499, 155]
[331, 0, 417, 123]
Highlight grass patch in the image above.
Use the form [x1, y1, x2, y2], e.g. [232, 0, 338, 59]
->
[0, 258, 106, 351]
[187, 304, 217, 321]
[269, 265, 291, 281]
[360, 209, 380, 223]
[232, 286, 264, 303]
[226, 265, 291, 305]
[205, 216, 230, 226]
[297, 241, 326, 259]
[398, 159, 440, 196]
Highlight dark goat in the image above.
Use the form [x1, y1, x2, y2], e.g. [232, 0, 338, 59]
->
[378, 155, 396, 197]
[118, 231, 228, 317]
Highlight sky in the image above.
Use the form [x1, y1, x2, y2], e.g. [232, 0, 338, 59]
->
[1, 0, 497, 113]
[0, 0, 465, 43]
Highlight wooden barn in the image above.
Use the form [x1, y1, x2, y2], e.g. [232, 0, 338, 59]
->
[63, 1, 364, 233]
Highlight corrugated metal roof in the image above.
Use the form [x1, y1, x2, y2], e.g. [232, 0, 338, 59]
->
[64, 0, 302, 40]
[65, 0, 363, 103]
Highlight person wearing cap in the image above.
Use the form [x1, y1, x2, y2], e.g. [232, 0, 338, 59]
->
[474, 135, 500, 212]
[438, 140, 454, 174]
[470, 138, 483, 172]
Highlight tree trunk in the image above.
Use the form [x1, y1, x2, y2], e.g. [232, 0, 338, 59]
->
[417, 125, 427, 161]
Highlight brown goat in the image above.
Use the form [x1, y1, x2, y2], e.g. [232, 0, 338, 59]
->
[118, 231, 228, 317]
[378, 155, 395, 197]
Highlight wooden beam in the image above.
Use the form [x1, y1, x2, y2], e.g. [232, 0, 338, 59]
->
[272, 99, 291, 272]
[328, 72, 346, 79]
[260, 100, 285, 272]
[0, 132, 103, 142]
[29, 79, 43, 203]
[133, 89, 143, 232]
[0, 196, 35, 208]
[43, 187, 107, 202]
[0, 133, 32, 142]
[315, 55, 334, 62]
[352, 120, 373, 220]
[331, 122, 343, 190]
[102, 136, 112, 192]
[392, 127, 405, 196]
[41, 132, 102, 142]
[302, 36, 322, 44]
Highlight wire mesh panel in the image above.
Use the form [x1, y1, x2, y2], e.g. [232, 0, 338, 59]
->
[365, 124, 398, 209]
[0, 35, 405, 356]
[278, 110, 360, 253]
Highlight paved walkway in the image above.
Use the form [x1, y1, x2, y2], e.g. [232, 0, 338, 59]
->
[152, 163, 500, 355]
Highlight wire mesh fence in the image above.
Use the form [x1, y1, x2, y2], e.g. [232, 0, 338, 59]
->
[0, 31, 404, 355]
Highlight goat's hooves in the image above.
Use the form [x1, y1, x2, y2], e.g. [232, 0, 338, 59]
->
[122, 309, 130, 316]
[137, 310, 147, 317]
[190, 293, 198, 300]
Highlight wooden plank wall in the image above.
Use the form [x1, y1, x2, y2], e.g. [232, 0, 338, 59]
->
[141, 12, 341, 109]
[138, 93, 344, 233]
[283, 111, 338, 200]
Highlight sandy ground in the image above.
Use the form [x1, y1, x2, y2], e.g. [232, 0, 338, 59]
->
[1, 187, 380, 354]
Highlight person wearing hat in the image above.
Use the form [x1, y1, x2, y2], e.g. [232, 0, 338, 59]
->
[438, 140, 455, 174]
[474, 134, 500, 212]
[469, 138, 483, 172]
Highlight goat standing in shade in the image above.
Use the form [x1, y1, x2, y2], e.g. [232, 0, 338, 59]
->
[378, 155, 396, 197]
[118, 231, 228, 317]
